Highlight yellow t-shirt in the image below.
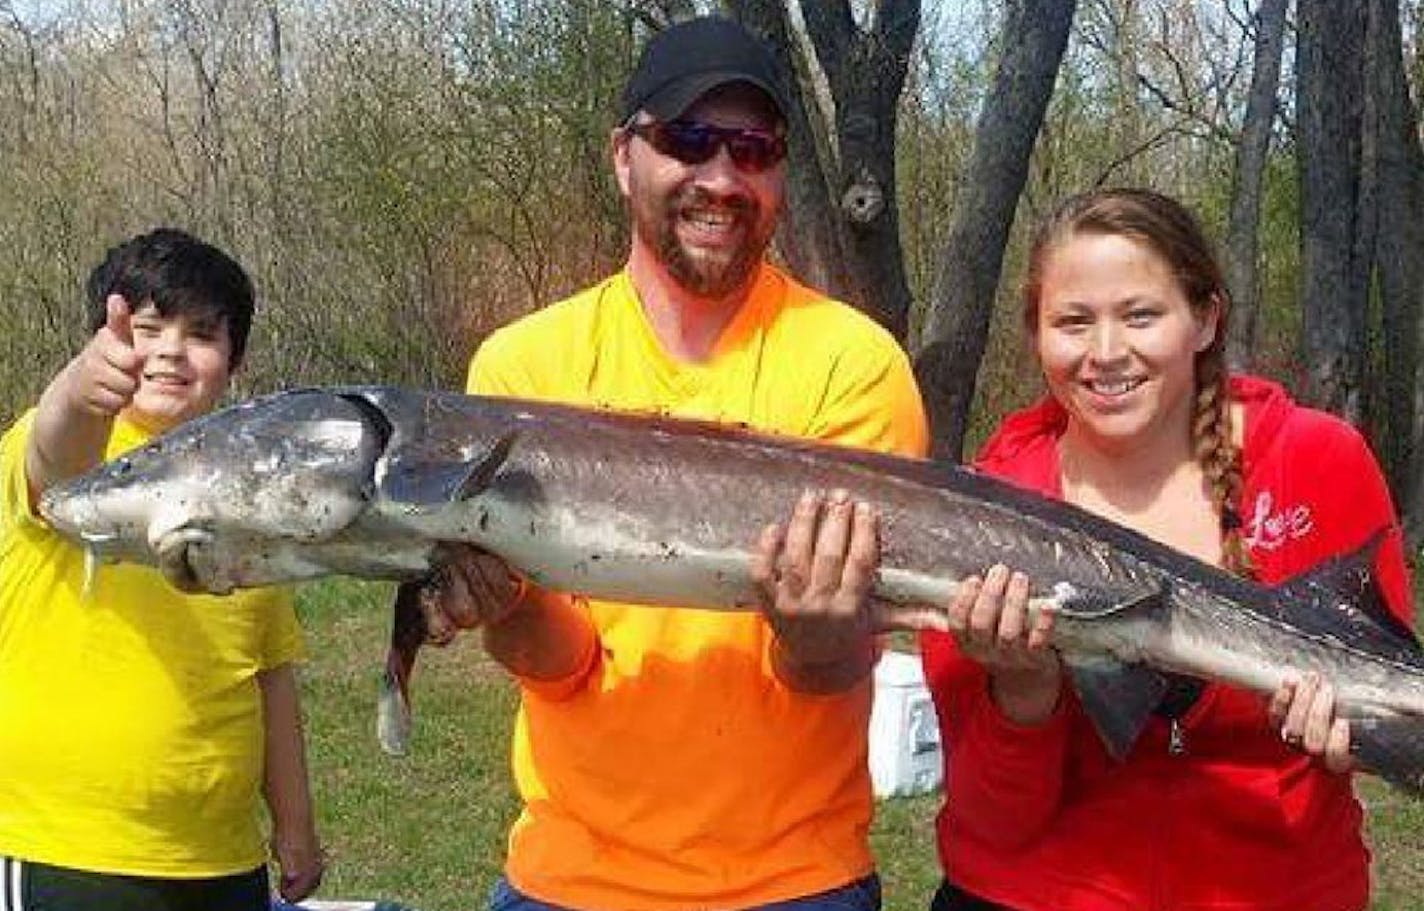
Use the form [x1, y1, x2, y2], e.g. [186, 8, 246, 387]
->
[469, 263, 929, 911]
[0, 409, 306, 877]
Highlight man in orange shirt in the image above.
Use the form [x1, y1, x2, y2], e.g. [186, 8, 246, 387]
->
[433, 16, 928, 911]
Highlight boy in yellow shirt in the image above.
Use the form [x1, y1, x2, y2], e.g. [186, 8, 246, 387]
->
[0, 229, 322, 910]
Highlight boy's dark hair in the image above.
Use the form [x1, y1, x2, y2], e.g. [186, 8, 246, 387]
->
[85, 228, 255, 368]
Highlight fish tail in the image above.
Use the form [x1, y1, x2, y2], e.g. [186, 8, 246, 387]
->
[1353, 714, 1424, 795]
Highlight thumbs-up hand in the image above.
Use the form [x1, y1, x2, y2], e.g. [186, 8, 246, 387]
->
[70, 294, 145, 417]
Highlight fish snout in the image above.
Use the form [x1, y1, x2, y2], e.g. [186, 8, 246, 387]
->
[38, 485, 102, 539]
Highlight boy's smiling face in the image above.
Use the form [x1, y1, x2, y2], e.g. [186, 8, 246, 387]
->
[123, 301, 236, 433]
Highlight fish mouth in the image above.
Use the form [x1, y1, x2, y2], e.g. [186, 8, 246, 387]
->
[153, 526, 222, 594]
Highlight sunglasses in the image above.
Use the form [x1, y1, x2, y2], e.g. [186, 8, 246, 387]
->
[625, 119, 788, 173]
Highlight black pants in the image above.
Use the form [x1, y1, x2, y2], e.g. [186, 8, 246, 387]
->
[929, 879, 1013, 911]
[2, 856, 269, 911]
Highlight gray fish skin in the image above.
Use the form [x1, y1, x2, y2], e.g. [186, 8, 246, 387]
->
[38, 386, 1424, 791]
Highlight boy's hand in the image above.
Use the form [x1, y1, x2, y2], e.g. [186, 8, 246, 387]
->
[272, 824, 325, 902]
[70, 294, 143, 417]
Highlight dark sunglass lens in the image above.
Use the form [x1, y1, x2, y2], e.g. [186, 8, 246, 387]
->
[637, 120, 785, 172]
[660, 122, 719, 164]
[726, 134, 784, 172]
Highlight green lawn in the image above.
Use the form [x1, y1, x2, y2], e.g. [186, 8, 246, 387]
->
[295, 578, 1424, 911]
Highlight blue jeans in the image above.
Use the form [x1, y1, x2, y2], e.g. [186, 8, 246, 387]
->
[489, 874, 882, 911]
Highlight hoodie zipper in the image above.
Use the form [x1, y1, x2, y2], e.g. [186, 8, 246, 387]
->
[1167, 718, 1186, 756]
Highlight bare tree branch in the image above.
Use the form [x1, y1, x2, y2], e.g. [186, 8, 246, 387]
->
[1225, 0, 1288, 370]
[1090, 121, 1212, 185]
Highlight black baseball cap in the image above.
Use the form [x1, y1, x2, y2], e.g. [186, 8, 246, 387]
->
[621, 16, 791, 124]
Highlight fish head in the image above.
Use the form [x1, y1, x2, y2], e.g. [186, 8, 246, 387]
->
[40, 389, 388, 593]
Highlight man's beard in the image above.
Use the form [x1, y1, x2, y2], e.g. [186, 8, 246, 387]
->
[637, 185, 774, 299]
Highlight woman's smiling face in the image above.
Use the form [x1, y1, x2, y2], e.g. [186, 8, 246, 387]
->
[1034, 231, 1219, 455]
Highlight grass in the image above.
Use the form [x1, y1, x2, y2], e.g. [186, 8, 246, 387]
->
[1367, 780, 1424, 910]
[295, 578, 1424, 911]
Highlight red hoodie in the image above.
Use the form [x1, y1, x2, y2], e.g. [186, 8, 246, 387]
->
[921, 374, 1414, 911]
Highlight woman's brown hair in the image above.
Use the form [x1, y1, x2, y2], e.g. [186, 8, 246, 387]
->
[1023, 188, 1251, 576]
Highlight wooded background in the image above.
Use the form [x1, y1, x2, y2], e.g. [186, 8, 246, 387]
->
[2, 0, 1422, 541]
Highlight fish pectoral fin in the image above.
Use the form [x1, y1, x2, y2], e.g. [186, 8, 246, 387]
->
[452, 430, 519, 500]
[1351, 714, 1424, 795]
[1052, 580, 1168, 620]
[378, 431, 520, 505]
[1064, 657, 1169, 759]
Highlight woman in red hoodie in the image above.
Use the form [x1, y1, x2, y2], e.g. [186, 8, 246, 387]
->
[920, 188, 1413, 911]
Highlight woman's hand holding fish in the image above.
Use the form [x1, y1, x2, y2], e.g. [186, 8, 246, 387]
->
[947, 565, 1063, 725]
[1269, 671, 1356, 773]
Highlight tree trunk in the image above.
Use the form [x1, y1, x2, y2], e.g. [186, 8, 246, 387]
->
[726, 0, 855, 309]
[1358, 3, 1382, 434]
[1296, 0, 1370, 423]
[1371, 0, 1424, 544]
[1224, 0, 1289, 370]
[1413, 1, 1424, 96]
[263, 0, 292, 303]
[1110, 0, 1146, 185]
[913, 0, 1078, 461]
[729, 0, 920, 340]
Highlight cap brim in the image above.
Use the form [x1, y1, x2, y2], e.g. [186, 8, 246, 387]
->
[641, 71, 788, 122]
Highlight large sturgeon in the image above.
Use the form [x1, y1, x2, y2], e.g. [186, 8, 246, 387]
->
[38, 386, 1424, 790]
